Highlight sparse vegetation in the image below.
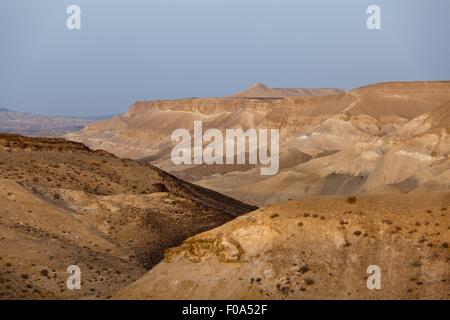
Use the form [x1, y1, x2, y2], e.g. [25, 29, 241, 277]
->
[346, 196, 357, 204]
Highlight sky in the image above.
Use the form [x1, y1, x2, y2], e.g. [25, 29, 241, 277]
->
[0, 0, 449, 116]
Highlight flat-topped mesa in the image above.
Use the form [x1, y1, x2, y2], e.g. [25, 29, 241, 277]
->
[67, 81, 450, 156]
[348, 81, 450, 120]
[65, 80, 450, 206]
[355, 80, 450, 92]
[126, 97, 300, 116]
[125, 94, 358, 117]
[124, 81, 450, 116]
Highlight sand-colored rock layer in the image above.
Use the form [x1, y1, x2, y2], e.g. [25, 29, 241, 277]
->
[67, 81, 450, 205]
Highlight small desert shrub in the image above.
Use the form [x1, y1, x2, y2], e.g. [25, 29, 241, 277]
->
[411, 261, 422, 267]
[153, 183, 169, 192]
[346, 196, 357, 204]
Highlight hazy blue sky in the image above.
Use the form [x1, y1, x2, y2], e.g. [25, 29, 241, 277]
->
[1, 0, 449, 116]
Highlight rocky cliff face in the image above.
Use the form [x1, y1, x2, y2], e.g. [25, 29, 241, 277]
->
[66, 81, 450, 206]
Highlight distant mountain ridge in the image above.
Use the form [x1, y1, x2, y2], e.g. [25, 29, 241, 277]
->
[0, 109, 114, 137]
[233, 82, 344, 98]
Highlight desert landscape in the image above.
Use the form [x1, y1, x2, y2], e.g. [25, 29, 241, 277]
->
[117, 192, 450, 300]
[0, 134, 254, 298]
[68, 81, 450, 206]
[1, 81, 449, 300]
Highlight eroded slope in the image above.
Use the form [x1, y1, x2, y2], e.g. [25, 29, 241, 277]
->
[0, 134, 255, 299]
[116, 192, 450, 300]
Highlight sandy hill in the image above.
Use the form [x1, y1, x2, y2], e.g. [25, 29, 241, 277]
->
[233, 83, 343, 98]
[115, 192, 450, 300]
[66, 81, 450, 206]
[0, 134, 255, 299]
